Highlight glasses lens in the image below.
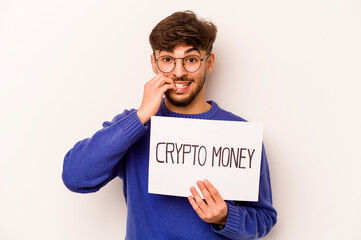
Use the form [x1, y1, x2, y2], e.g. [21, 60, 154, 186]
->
[157, 56, 174, 73]
[184, 55, 201, 72]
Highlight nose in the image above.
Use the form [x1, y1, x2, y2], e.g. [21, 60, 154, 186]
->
[172, 59, 187, 78]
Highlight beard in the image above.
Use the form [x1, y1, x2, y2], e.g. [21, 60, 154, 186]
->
[165, 75, 206, 107]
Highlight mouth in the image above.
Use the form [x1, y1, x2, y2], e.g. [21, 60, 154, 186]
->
[174, 81, 192, 92]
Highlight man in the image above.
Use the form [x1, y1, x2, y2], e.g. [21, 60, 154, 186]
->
[62, 11, 277, 239]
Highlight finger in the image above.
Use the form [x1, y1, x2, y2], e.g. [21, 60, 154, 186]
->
[196, 180, 216, 208]
[146, 74, 168, 89]
[160, 83, 176, 93]
[190, 186, 208, 211]
[145, 76, 175, 95]
[188, 195, 205, 219]
[147, 73, 163, 85]
[203, 179, 224, 204]
[155, 76, 174, 88]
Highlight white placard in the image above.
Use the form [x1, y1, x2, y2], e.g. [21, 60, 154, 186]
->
[148, 116, 263, 201]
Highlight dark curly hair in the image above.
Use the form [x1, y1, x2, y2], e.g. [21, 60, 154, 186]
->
[149, 10, 217, 53]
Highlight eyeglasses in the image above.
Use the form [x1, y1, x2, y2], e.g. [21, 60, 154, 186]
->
[154, 52, 211, 73]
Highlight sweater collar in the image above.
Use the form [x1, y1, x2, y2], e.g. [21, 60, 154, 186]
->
[158, 98, 219, 119]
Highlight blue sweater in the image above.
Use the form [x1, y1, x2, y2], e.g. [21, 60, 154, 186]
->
[62, 100, 277, 239]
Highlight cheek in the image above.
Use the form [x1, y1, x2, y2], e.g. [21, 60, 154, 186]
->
[193, 71, 205, 81]
[163, 72, 174, 79]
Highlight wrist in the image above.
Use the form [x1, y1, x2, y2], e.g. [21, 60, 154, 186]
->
[136, 109, 149, 125]
[218, 217, 227, 226]
[216, 205, 228, 225]
[212, 223, 225, 231]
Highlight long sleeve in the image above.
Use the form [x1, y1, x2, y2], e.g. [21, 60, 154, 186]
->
[212, 146, 277, 239]
[62, 109, 147, 193]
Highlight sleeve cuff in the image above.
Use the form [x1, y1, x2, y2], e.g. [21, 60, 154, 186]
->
[211, 202, 241, 235]
[117, 110, 147, 144]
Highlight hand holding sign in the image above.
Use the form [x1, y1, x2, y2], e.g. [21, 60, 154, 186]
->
[188, 179, 228, 225]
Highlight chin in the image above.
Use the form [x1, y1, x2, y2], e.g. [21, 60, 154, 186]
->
[165, 93, 195, 107]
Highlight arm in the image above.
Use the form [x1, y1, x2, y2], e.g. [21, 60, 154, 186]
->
[62, 109, 146, 193]
[189, 146, 277, 239]
[62, 73, 176, 193]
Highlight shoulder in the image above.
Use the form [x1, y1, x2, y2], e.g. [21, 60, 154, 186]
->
[102, 108, 137, 127]
[210, 101, 247, 122]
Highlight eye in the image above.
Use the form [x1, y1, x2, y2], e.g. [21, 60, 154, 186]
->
[160, 56, 173, 63]
[186, 56, 200, 63]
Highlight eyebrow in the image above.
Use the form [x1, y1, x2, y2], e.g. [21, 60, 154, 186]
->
[159, 47, 201, 56]
[184, 47, 201, 55]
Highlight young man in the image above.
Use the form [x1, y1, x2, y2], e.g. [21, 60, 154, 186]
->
[62, 11, 277, 239]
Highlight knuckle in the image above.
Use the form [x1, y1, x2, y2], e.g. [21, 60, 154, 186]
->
[211, 209, 218, 217]
[204, 213, 211, 220]
[210, 188, 218, 195]
[202, 191, 209, 198]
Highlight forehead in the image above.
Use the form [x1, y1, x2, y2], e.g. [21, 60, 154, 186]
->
[159, 46, 201, 55]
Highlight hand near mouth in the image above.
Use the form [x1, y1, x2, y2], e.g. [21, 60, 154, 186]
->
[137, 74, 176, 124]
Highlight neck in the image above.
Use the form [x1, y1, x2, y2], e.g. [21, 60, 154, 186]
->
[164, 89, 211, 115]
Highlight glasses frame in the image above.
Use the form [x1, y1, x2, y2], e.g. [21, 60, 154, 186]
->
[153, 52, 212, 73]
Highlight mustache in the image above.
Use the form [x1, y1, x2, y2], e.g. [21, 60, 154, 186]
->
[172, 76, 194, 82]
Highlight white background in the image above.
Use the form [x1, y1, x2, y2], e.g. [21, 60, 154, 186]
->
[1, 0, 360, 239]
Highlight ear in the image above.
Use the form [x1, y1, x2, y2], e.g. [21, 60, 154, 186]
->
[205, 53, 215, 73]
[151, 54, 158, 74]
